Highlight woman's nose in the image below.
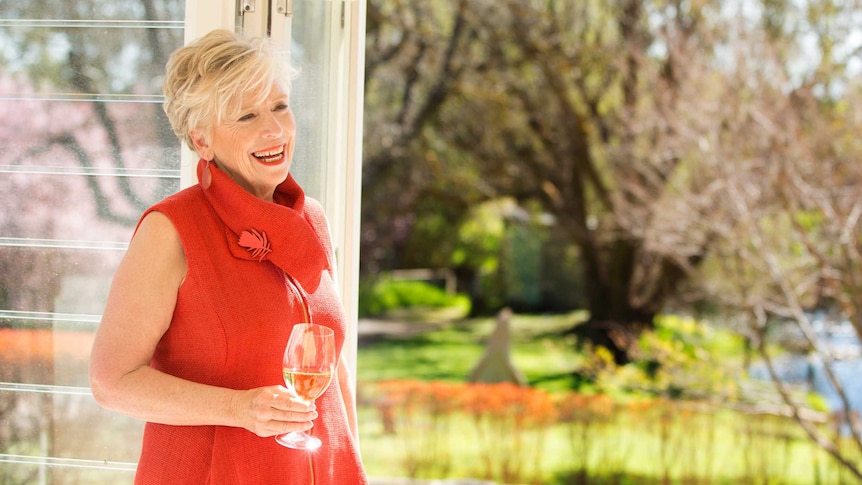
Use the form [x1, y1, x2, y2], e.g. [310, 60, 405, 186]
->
[260, 112, 284, 137]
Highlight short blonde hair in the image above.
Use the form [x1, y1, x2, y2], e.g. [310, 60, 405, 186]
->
[163, 29, 295, 150]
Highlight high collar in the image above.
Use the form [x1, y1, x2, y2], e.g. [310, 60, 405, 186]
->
[197, 159, 328, 292]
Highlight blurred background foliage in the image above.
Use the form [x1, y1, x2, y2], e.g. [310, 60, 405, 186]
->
[358, 0, 862, 478]
[358, 0, 862, 362]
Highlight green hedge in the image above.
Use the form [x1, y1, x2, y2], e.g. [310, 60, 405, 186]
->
[358, 278, 471, 317]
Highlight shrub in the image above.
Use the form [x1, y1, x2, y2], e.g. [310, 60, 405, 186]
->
[358, 278, 471, 317]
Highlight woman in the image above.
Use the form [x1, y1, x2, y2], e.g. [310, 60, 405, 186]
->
[89, 29, 368, 484]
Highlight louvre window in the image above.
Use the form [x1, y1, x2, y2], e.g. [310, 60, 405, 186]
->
[0, 2, 183, 482]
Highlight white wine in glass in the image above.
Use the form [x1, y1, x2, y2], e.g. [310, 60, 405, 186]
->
[275, 323, 335, 451]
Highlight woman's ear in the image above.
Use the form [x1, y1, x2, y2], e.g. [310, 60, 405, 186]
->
[190, 129, 214, 161]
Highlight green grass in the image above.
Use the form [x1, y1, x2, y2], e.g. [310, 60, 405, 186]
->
[357, 398, 851, 484]
[357, 311, 585, 387]
[355, 311, 860, 484]
[358, 325, 486, 382]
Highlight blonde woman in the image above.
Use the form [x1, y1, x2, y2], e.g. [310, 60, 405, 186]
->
[89, 29, 367, 484]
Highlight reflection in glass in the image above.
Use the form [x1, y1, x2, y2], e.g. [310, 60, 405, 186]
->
[285, 0, 337, 202]
[0, 1, 184, 482]
[0, 246, 125, 315]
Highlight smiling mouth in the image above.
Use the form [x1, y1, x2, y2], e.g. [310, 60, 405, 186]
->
[252, 145, 285, 164]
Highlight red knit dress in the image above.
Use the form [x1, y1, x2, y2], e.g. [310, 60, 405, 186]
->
[133, 160, 368, 484]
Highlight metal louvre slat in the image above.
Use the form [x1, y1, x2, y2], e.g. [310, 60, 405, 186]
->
[0, 19, 181, 29]
[0, 164, 178, 178]
[0, 453, 137, 472]
[0, 382, 92, 396]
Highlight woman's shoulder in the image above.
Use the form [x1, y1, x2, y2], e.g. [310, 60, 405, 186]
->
[140, 186, 208, 225]
[301, 195, 325, 218]
[133, 185, 211, 243]
[300, 196, 331, 242]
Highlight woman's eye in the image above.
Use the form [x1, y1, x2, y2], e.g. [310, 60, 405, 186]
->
[238, 113, 255, 121]
[274, 103, 289, 112]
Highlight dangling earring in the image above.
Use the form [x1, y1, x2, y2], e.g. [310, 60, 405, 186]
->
[201, 159, 212, 189]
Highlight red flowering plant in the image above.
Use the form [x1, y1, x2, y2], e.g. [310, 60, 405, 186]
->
[375, 380, 464, 478]
[463, 382, 556, 484]
[373, 380, 556, 484]
[556, 393, 620, 478]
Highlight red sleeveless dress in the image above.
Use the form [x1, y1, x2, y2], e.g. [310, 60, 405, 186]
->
[133, 161, 367, 484]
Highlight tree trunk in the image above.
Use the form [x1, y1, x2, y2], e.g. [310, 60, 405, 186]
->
[572, 235, 690, 364]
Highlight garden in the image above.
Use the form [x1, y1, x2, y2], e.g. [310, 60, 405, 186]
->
[353, 281, 862, 484]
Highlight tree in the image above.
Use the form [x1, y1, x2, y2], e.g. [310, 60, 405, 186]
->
[362, 0, 485, 275]
[363, 0, 744, 362]
[362, 0, 862, 359]
[0, 0, 181, 312]
[692, 0, 862, 477]
[1, 0, 181, 226]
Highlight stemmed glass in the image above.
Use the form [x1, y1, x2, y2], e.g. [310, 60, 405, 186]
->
[276, 323, 336, 451]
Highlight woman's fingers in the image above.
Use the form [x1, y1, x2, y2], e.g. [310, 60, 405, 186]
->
[235, 386, 318, 437]
[269, 386, 316, 411]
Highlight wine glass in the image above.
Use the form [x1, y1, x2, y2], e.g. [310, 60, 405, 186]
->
[275, 323, 336, 451]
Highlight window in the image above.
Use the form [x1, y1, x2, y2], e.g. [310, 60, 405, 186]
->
[279, 0, 366, 362]
[0, 1, 364, 481]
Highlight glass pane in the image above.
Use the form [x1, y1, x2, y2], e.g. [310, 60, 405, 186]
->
[287, 0, 340, 202]
[0, 168, 179, 242]
[0, 386, 141, 478]
[0, 1, 183, 22]
[0, 246, 124, 316]
[0, 1, 184, 481]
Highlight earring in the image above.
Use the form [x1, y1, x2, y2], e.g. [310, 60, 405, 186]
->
[201, 159, 212, 189]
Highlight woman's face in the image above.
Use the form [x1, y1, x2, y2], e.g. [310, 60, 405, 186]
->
[195, 83, 296, 200]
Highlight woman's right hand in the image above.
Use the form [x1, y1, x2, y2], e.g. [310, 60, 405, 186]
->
[232, 385, 318, 437]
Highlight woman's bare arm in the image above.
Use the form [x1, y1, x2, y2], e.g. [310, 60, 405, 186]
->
[89, 211, 315, 436]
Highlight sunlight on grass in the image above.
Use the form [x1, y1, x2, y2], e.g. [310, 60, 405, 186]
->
[355, 311, 859, 484]
[357, 385, 852, 484]
[357, 310, 586, 387]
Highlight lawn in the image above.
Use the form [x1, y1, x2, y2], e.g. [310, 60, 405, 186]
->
[354, 312, 861, 484]
[356, 311, 585, 389]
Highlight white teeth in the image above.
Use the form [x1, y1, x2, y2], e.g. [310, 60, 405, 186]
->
[253, 146, 284, 158]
